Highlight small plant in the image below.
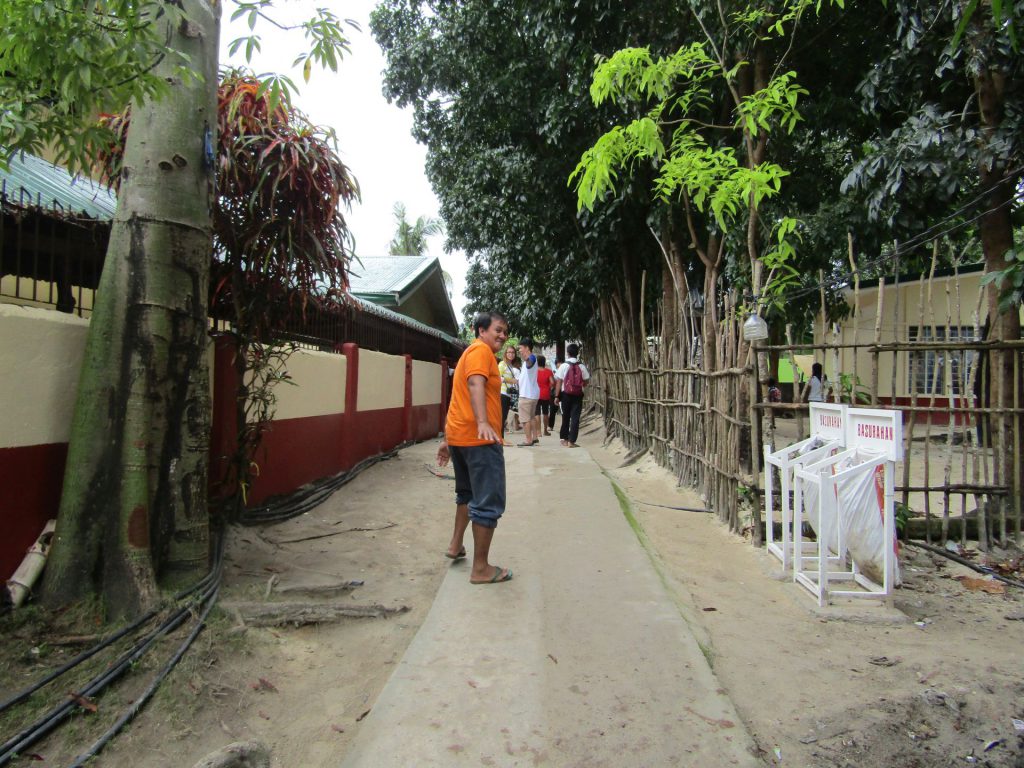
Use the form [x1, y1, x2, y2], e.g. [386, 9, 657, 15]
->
[894, 502, 913, 537]
[838, 373, 871, 404]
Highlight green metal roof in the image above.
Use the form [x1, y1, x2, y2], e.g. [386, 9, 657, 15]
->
[348, 255, 436, 296]
[348, 254, 459, 336]
[350, 294, 461, 346]
[0, 150, 116, 220]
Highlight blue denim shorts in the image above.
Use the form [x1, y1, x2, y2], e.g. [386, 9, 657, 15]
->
[449, 443, 506, 528]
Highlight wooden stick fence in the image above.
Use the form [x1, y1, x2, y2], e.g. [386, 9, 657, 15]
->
[591, 252, 1021, 552]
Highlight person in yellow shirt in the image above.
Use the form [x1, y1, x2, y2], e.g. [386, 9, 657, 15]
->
[436, 311, 514, 584]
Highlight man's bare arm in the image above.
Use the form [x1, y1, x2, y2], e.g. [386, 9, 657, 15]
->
[468, 374, 500, 443]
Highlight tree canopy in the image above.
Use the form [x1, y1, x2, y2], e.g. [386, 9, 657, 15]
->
[3, 0, 357, 618]
[373, 0, 1021, 342]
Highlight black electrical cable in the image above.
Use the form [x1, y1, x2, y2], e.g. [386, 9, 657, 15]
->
[240, 452, 388, 523]
[0, 608, 157, 715]
[905, 539, 1024, 590]
[237, 447, 404, 526]
[0, 601, 194, 765]
[66, 583, 221, 768]
[0, 529, 221, 716]
[635, 500, 713, 513]
[0, 531, 226, 767]
[1, 436, 396, 763]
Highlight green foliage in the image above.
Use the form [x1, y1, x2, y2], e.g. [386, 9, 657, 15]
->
[894, 501, 912, 536]
[0, 0, 188, 172]
[371, 0, 674, 341]
[837, 372, 871, 404]
[571, 42, 804, 240]
[760, 218, 803, 310]
[1, 0, 357, 172]
[981, 246, 1024, 311]
[735, 72, 808, 136]
[389, 202, 445, 256]
[570, 4, 816, 311]
[227, 1, 358, 110]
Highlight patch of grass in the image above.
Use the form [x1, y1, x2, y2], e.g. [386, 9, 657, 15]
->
[611, 481, 645, 539]
[697, 640, 715, 669]
[604, 472, 720, 670]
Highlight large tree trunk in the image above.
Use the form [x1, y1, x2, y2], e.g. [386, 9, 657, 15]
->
[43, 0, 221, 619]
[975, 66, 1022, 547]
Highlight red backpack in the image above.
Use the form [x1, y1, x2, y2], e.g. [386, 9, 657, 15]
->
[562, 361, 585, 396]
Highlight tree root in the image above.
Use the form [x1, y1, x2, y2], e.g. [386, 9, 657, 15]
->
[220, 601, 410, 627]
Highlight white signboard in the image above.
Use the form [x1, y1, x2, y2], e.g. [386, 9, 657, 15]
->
[809, 402, 848, 443]
[847, 407, 903, 461]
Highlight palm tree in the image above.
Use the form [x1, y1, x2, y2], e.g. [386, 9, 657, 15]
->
[389, 201, 444, 256]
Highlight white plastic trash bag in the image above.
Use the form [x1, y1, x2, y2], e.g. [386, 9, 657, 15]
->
[832, 451, 901, 586]
[800, 468, 840, 555]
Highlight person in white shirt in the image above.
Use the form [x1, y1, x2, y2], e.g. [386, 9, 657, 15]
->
[516, 337, 540, 446]
[553, 343, 591, 447]
[806, 362, 826, 403]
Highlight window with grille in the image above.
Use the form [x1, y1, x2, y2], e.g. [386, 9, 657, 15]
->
[908, 326, 978, 396]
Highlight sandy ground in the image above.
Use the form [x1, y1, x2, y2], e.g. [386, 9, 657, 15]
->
[3, 419, 1023, 767]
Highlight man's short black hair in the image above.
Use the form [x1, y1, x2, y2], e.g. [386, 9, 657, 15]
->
[473, 311, 508, 337]
[537, 355, 546, 368]
[567, 343, 580, 357]
[519, 336, 534, 351]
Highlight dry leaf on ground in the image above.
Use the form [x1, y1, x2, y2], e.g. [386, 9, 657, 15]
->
[954, 576, 1006, 594]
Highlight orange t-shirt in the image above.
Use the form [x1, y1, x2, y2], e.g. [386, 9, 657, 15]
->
[445, 339, 502, 446]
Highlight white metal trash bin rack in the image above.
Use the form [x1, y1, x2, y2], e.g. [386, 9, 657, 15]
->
[763, 403, 848, 572]
[791, 407, 903, 607]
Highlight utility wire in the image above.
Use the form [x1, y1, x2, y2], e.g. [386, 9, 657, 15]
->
[760, 162, 1024, 306]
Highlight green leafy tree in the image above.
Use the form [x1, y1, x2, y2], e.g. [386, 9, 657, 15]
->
[0, 0, 184, 171]
[0, 0, 354, 618]
[388, 201, 444, 256]
[837, 0, 1023, 543]
[99, 71, 360, 509]
[371, 0, 681, 346]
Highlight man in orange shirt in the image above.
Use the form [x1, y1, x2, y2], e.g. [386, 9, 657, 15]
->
[436, 311, 514, 584]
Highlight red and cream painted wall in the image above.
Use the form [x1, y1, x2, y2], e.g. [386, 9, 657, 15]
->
[1, 304, 451, 579]
[1, 305, 88, 581]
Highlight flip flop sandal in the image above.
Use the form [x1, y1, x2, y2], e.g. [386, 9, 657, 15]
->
[445, 547, 467, 560]
[471, 566, 513, 584]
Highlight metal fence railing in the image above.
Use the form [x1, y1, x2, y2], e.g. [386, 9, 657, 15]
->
[2, 195, 463, 363]
[1, 186, 107, 317]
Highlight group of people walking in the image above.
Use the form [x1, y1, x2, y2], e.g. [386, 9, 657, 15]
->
[436, 312, 590, 584]
[496, 338, 589, 448]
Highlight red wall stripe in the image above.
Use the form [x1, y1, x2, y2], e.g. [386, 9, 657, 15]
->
[0, 443, 66, 580]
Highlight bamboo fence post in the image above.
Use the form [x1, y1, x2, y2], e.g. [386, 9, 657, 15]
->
[959, 267, 975, 547]
[872, 277, 885, 406]
[891, 245, 901, 406]
[1014, 355, 1021, 544]
[785, 324, 805, 441]
[848, 235, 860, 400]
[942, 262, 958, 542]
[903, 273, 924, 516]
[968, 272, 988, 547]
[750, 342, 763, 546]
[996, 344, 1006, 548]
[922, 246, 940, 537]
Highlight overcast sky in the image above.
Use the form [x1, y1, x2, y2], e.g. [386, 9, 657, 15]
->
[219, 0, 468, 317]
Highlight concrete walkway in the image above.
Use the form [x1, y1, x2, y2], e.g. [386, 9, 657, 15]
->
[339, 435, 761, 767]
